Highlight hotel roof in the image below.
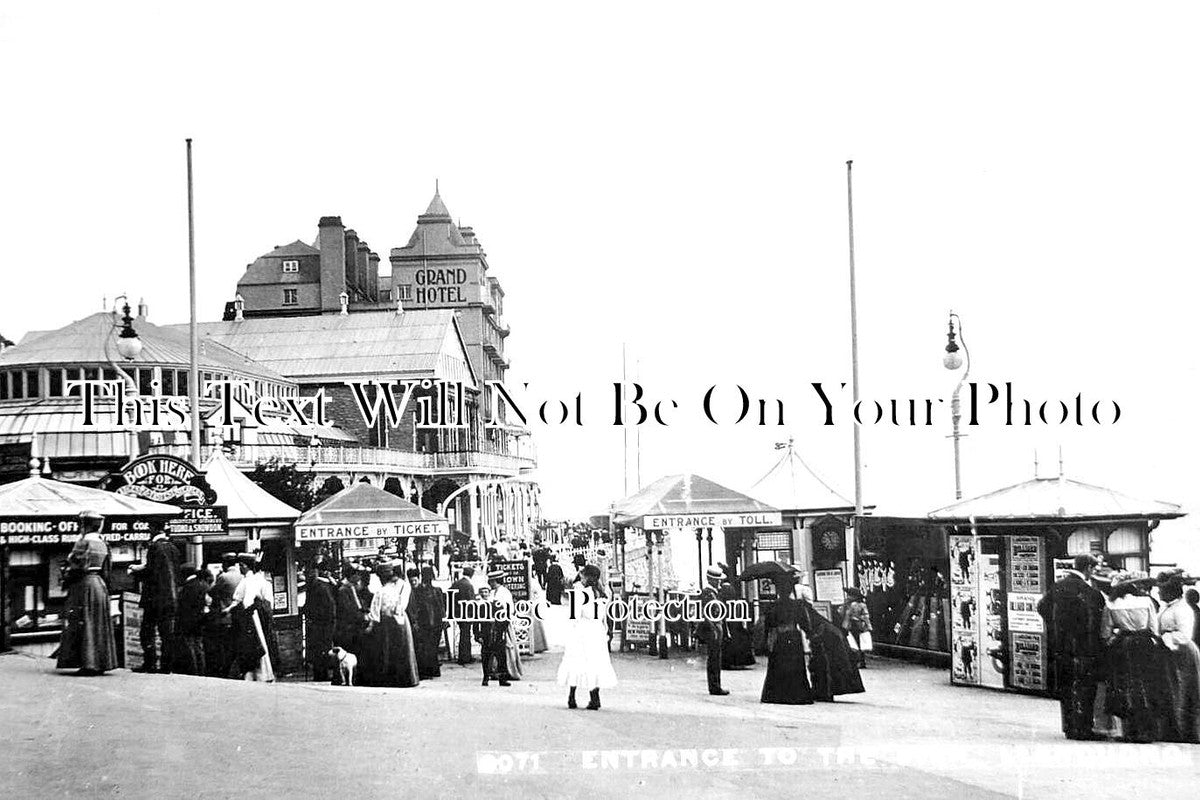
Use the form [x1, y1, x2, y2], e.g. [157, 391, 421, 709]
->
[2, 312, 288, 383]
[927, 476, 1186, 523]
[174, 310, 479, 387]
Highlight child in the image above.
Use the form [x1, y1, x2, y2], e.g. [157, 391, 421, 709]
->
[842, 588, 872, 669]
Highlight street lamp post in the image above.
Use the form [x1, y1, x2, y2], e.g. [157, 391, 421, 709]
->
[943, 312, 971, 500]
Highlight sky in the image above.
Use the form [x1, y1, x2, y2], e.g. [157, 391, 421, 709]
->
[1, 3, 1198, 563]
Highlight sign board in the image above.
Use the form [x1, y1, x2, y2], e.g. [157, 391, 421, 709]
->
[622, 592, 653, 647]
[1006, 593, 1044, 633]
[1010, 631, 1047, 690]
[813, 569, 846, 605]
[0, 516, 154, 545]
[295, 519, 449, 542]
[113, 454, 215, 505]
[493, 558, 533, 656]
[642, 512, 782, 530]
[1008, 537, 1044, 593]
[165, 506, 228, 536]
[121, 592, 149, 671]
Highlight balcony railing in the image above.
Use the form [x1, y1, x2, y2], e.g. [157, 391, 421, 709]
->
[147, 443, 535, 475]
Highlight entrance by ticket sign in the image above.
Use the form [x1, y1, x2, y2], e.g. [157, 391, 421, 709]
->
[295, 519, 450, 542]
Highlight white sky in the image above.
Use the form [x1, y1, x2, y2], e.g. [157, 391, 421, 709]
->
[1, 3, 1198, 563]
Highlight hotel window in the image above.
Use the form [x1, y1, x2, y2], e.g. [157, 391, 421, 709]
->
[283, 288, 298, 306]
[138, 368, 155, 396]
[177, 370, 189, 396]
[162, 369, 175, 396]
[11, 370, 24, 399]
[24, 369, 39, 398]
[282, 260, 299, 273]
[380, 289, 391, 301]
[0, 372, 8, 400]
[66, 367, 83, 396]
[84, 367, 99, 382]
[48, 369, 63, 397]
[103, 368, 117, 384]
[399, 284, 412, 301]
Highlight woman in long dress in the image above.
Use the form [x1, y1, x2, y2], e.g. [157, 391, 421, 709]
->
[1100, 575, 1170, 742]
[56, 520, 118, 675]
[557, 564, 617, 710]
[1157, 575, 1200, 743]
[804, 593, 865, 701]
[230, 553, 275, 682]
[720, 575, 755, 669]
[369, 562, 420, 688]
[760, 573, 813, 705]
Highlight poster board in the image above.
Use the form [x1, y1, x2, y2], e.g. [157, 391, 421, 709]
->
[1010, 631, 1047, 690]
[813, 569, 846, 605]
[621, 591, 653, 649]
[121, 592, 148, 671]
[1008, 537, 1044, 593]
[949, 535, 979, 685]
[493, 558, 533, 656]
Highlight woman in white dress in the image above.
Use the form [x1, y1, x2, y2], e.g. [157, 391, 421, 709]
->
[1157, 574, 1200, 743]
[557, 564, 617, 710]
[230, 553, 275, 683]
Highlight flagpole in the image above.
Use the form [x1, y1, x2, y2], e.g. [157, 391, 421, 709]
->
[846, 160, 863, 577]
[187, 139, 200, 467]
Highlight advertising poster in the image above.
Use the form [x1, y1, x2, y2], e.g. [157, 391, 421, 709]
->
[122, 592, 145, 671]
[494, 559, 534, 656]
[1008, 536, 1044, 593]
[1011, 631, 1047, 690]
[949, 535, 980, 685]
[814, 569, 846, 605]
[1006, 593, 1044, 633]
[978, 552, 1005, 689]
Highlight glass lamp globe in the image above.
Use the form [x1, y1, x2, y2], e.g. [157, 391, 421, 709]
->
[116, 335, 143, 360]
[943, 350, 963, 370]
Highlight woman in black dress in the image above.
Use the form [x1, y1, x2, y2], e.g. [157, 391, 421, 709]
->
[56, 517, 119, 676]
[805, 595, 866, 702]
[761, 573, 813, 705]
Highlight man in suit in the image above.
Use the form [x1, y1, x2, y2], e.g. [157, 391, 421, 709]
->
[304, 560, 338, 682]
[697, 566, 729, 695]
[130, 530, 182, 673]
[175, 565, 211, 676]
[206, 552, 242, 678]
[450, 566, 477, 665]
[545, 555, 565, 605]
[1037, 553, 1105, 740]
[333, 563, 368, 661]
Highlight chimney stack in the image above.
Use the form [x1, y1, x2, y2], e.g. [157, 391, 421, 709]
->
[317, 216, 347, 313]
[339, 291, 349, 316]
[356, 243, 370, 302]
[137, 298, 149, 320]
[344, 229, 361, 299]
[368, 251, 381, 302]
[234, 294, 245, 322]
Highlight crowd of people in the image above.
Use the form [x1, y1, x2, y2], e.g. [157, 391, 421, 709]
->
[1038, 554, 1200, 743]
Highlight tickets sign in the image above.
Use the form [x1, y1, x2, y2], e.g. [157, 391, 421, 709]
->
[295, 519, 449, 542]
[642, 512, 781, 530]
[165, 506, 228, 536]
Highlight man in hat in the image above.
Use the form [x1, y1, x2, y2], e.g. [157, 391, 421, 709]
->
[696, 566, 729, 695]
[206, 552, 243, 678]
[411, 566, 446, 679]
[545, 554, 565, 605]
[334, 562, 368, 671]
[482, 569, 513, 686]
[450, 566, 477, 665]
[1037, 554, 1106, 740]
[304, 559, 338, 683]
[175, 565, 211, 676]
[130, 529, 182, 673]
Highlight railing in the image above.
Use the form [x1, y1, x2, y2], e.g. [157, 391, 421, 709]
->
[148, 443, 535, 474]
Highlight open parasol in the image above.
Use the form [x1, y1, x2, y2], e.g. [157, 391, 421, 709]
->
[738, 561, 798, 581]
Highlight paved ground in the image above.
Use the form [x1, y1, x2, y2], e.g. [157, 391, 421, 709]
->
[1, 648, 1196, 799]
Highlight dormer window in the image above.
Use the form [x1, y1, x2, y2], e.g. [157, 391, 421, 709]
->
[282, 260, 299, 273]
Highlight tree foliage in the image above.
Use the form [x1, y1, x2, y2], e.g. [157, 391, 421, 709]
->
[247, 458, 316, 512]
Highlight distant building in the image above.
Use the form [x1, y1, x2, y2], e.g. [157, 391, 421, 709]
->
[233, 191, 511, 392]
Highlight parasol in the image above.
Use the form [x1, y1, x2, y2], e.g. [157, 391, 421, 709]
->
[738, 561, 798, 581]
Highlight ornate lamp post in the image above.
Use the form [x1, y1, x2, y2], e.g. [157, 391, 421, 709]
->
[943, 312, 971, 500]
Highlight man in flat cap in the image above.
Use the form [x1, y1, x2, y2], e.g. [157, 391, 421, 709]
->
[697, 566, 730, 695]
[1037, 554, 1105, 740]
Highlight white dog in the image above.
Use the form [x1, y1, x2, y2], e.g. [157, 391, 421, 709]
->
[328, 647, 357, 687]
